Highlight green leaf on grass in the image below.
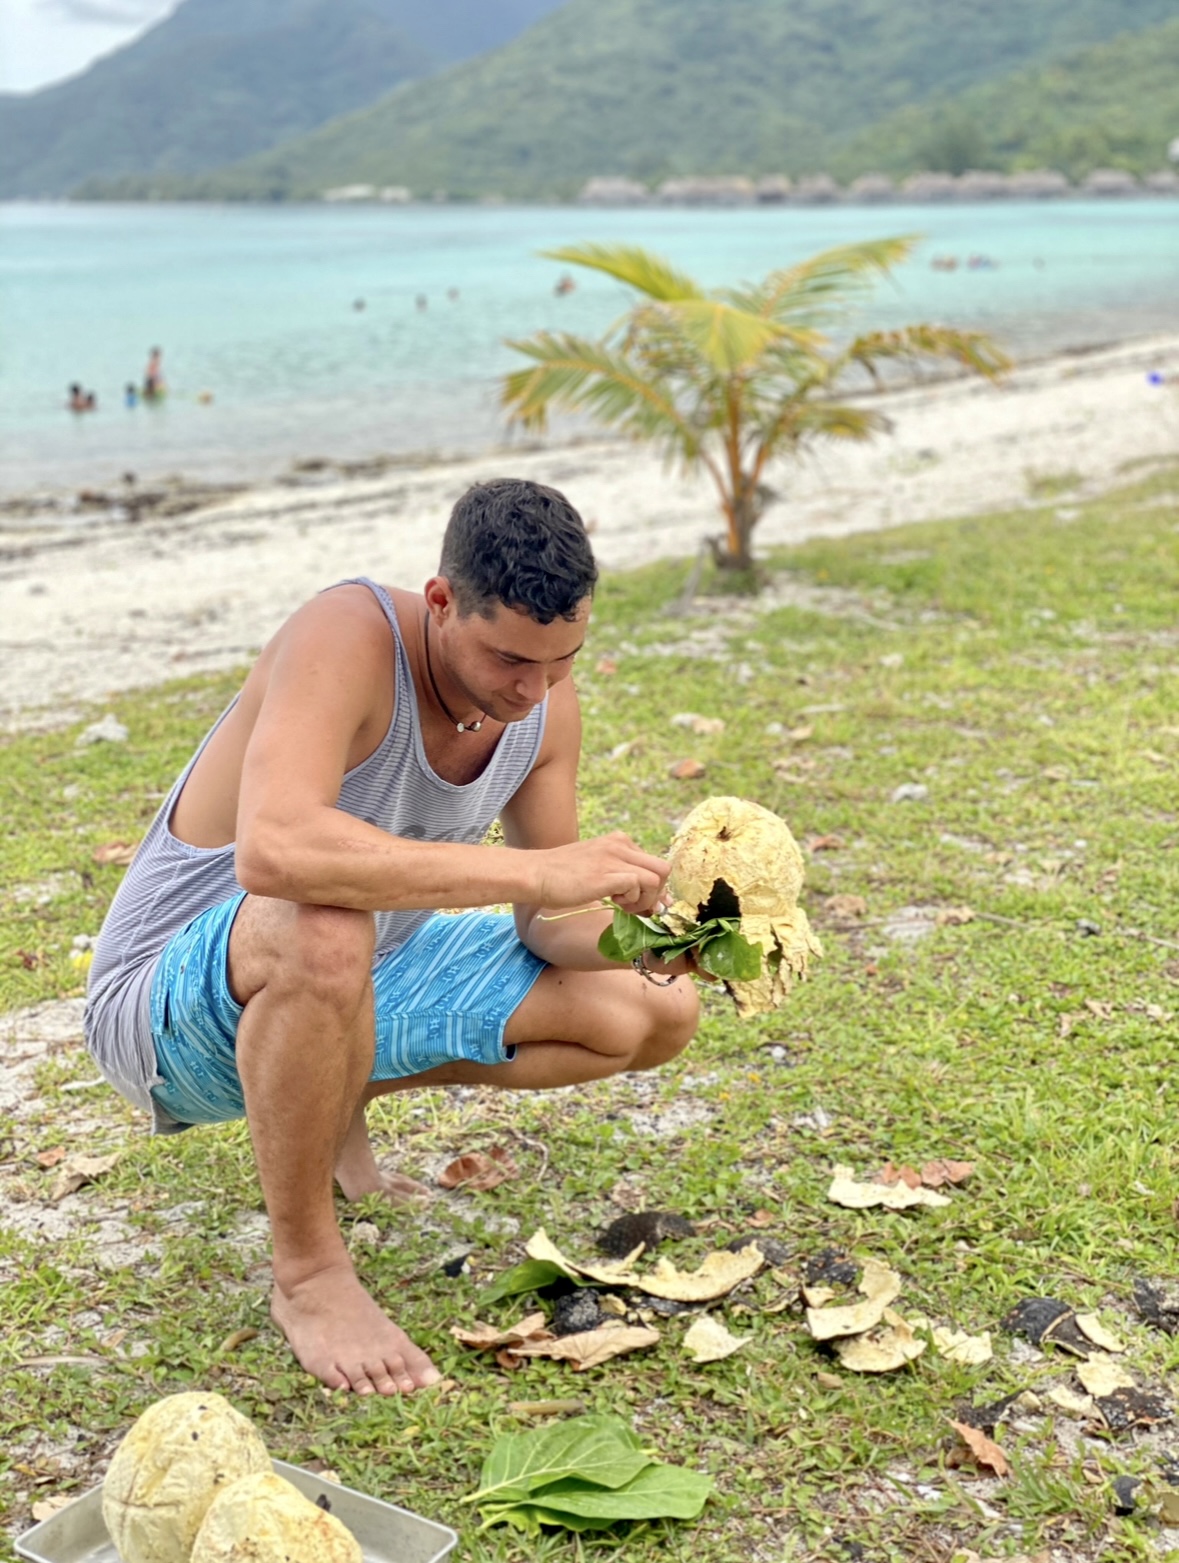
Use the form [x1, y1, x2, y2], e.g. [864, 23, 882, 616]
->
[467, 1414, 650, 1506]
[526, 1464, 714, 1522]
[479, 1257, 578, 1305]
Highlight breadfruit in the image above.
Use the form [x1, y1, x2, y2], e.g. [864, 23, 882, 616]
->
[102, 1391, 271, 1563]
[667, 795, 822, 1017]
[191, 1472, 363, 1563]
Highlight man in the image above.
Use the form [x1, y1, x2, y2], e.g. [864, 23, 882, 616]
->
[86, 479, 699, 1397]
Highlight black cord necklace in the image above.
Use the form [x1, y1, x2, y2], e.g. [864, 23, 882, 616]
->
[423, 613, 485, 733]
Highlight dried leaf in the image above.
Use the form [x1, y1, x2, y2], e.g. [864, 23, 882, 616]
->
[438, 1147, 519, 1192]
[827, 1164, 951, 1211]
[936, 906, 976, 926]
[932, 1327, 993, 1366]
[1077, 1357, 1135, 1397]
[509, 1324, 660, 1371]
[35, 1147, 66, 1169]
[682, 1315, 749, 1363]
[668, 758, 707, 780]
[1074, 1313, 1125, 1353]
[524, 1229, 764, 1301]
[452, 1314, 551, 1351]
[49, 1151, 120, 1201]
[31, 1496, 72, 1523]
[878, 1162, 923, 1189]
[815, 1370, 843, 1390]
[801, 1284, 836, 1309]
[1046, 1386, 1095, 1418]
[807, 834, 844, 853]
[215, 1326, 259, 1355]
[921, 1158, 976, 1187]
[1084, 998, 1115, 1019]
[948, 1419, 1011, 1477]
[787, 724, 814, 742]
[827, 894, 867, 919]
[834, 1310, 926, 1373]
[595, 658, 618, 676]
[670, 713, 726, 736]
[1159, 1489, 1179, 1525]
[92, 840, 140, 866]
[806, 1258, 902, 1341]
[507, 1400, 587, 1419]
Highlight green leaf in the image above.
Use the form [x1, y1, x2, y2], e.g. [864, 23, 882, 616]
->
[468, 1415, 651, 1506]
[695, 927, 763, 981]
[597, 908, 666, 963]
[525, 1463, 714, 1522]
[479, 1257, 576, 1306]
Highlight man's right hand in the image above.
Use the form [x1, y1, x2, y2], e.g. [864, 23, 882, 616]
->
[536, 832, 671, 916]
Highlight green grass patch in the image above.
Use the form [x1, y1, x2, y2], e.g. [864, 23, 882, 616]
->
[1, 467, 1178, 1560]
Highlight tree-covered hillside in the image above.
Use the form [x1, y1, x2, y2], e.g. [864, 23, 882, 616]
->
[830, 17, 1179, 181]
[93, 0, 1179, 201]
[0, 0, 568, 198]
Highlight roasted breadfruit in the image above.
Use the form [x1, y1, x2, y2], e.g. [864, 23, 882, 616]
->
[191, 1471, 363, 1563]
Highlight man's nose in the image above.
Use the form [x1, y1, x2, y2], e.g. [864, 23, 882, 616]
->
[517, 666, 548, 702]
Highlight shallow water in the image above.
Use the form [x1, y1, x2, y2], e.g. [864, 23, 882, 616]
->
[1, 199, 1177, 494]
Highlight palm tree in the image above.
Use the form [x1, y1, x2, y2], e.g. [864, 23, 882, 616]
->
[501, 236, 1010, 574]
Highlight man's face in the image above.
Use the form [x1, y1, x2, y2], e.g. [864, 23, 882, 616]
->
[441, 595, 592, 724]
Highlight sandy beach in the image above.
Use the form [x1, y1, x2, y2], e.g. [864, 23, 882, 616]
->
[2, 333, 1176, 733]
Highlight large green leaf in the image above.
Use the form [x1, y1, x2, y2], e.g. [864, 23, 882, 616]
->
[468, 1415, 651, 1506]
[479, 1256, 577, 1305]
[694, 926, 762, 981]
[529, 1464, 714, 1521]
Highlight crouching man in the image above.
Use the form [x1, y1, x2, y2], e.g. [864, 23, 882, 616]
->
[85, 478, 699, 1397]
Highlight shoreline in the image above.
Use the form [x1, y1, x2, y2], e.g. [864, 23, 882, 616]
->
[2, 332, 1176, 734]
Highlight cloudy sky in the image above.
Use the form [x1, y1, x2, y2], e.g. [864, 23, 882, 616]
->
[0, 0, 173, 92]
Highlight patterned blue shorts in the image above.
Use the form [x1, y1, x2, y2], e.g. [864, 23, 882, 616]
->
[148, 894, 546, 1127]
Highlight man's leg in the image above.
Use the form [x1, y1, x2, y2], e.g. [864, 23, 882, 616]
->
[227, 895, 440, 1398]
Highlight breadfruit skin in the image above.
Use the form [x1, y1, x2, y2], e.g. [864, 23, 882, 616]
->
[102, 1391, 271, 1563]
[191, 1471, 363, 1563]
[669, 796, 822, 1017]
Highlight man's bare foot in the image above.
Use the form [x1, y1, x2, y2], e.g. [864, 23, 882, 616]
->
[334, 1101, 431, 1203]
[271, 1261, 441, 1395]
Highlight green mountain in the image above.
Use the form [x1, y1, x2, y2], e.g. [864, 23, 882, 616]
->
[0, 0, 568, 199]
[830, 17, 1179, 181]
[88, 0, 1179, 201]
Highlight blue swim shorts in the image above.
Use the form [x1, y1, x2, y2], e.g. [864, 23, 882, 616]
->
[148, 893, 546, 1127]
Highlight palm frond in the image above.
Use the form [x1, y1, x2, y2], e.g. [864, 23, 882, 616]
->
[501, 331, 700, 454]
[730, 236, 919, 323]
[660, 299, 786, 374]
[840, 324, 1013, 381]
[541, 243, 704, 302]
[753, 397, 888, 459]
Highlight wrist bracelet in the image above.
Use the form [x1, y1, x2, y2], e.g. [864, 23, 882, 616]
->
[631, 952, 679, 987]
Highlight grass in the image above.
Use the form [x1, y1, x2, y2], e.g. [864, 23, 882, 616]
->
[2, 464, 1179, 1561]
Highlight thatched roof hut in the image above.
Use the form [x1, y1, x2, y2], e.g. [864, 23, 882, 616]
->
[578, 176, 649, 205]
[792, 173, 841, 204]
[657, 176, 756, 206]
[1082, 168, 1140, 196]
[901, 171, 958, 201]
[1144, 169, 1179, 194]
[754, 175, 793, 204]
[1006, 169, 1070, 198]
[847, 173, 895, 203]
[955, 170, 1011, 200]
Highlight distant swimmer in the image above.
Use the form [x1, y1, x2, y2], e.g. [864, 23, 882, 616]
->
[447, 287, 460, 302]
[143, 346, 165, 399]
[353, 298, 366, 311]
[68, 383, 96, 412]
[415, 294, 428, 311]
[125, 383, 139, 408]
[554, 273, 576, 296]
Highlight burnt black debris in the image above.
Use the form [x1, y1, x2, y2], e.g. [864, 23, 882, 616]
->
[551, 1289, 605, 1337]
[1000, 1297, 1091, 1356]
[725, 1234, 789, 1267]
[440, 1252, 473, 1278]
[638, 1295, 697, 1318]
[1111, 1475, 1141, 1515]
[1096, 1387, 1173, 1434]
[597, 1211, 695, 1259]
[955, 1392, 1025, 1435]
[1133, 1276, 1179, 1334]
[803, 1248, 860, 1290]
[315, 1494, 333, 1513]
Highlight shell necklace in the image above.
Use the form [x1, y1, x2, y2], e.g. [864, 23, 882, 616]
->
[423, 613, 485, 733]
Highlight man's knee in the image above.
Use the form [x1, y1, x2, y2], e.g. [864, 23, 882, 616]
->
[630, 981, 699, 1071]
[238, 899, 374, 1010]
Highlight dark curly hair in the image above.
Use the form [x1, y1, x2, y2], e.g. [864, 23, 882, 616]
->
[439, 478, 598, 624]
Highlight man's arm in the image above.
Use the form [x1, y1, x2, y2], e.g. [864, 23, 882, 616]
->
[500, 679, 673, 969]
[234, 594, 668, 918]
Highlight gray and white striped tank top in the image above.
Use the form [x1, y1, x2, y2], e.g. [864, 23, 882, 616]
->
[84, 578, 548, 1128]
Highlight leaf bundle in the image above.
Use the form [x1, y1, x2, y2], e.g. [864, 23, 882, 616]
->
[468, 1414, 712, 1535]
[597, 906, 763, 982]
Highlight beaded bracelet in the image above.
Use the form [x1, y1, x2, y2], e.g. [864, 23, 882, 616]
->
[631, 952, 679, 987]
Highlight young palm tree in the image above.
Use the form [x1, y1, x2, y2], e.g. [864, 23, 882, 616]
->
[502, 236, 1010, 573]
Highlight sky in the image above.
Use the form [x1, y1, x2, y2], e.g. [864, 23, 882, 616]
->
[0, 0, 172, 92]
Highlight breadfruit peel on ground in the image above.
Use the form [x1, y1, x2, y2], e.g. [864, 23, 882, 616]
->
[668, 796, 822, 1017]
[191, 1471, 363, 1563]
[102, 1391, 272, 1563]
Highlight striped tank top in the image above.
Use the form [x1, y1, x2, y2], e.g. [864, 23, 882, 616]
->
[84, 578, 548, 1129]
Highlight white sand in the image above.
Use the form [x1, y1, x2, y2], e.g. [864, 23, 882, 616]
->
[2, 335, 1176, 732]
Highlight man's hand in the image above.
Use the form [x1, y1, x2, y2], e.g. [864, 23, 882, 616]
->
[536, 831, 671, 916]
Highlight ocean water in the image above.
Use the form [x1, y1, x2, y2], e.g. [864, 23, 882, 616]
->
[1, 199, 1177, 494]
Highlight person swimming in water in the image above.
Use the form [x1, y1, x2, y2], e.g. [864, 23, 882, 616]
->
[143, 347, 165, 399]
[68, 383, 96, 412]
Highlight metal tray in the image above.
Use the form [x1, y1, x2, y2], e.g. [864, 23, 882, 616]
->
[14, 1458, 458, 1563]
